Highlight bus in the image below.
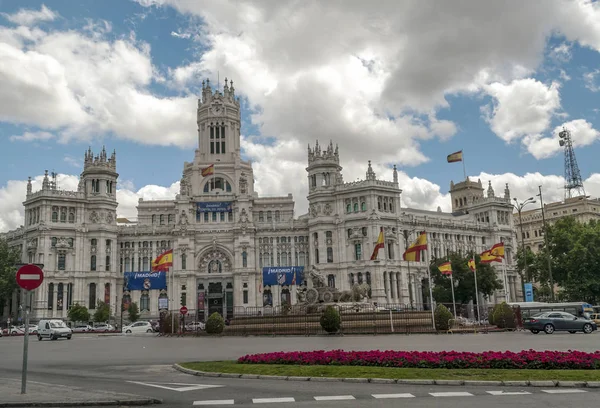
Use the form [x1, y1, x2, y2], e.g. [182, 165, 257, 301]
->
[508, 302, 594, 319]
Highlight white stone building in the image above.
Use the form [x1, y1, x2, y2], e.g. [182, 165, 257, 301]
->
[2, 79, 522, 323]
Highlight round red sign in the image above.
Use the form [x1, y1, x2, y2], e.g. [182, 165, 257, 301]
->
[16, 264, 44, 291]
[180, 306, 188, 315]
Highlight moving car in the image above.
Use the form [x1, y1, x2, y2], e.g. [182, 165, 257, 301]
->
[93, 323, 115, 332]
[37, 319, 72, 341]
[523, 311, 598, 334]
[122, 321, 154, 333]
[72, 325, 94, 333]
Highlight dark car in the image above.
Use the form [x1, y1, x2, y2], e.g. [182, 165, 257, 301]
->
[523, 311, 598, 334]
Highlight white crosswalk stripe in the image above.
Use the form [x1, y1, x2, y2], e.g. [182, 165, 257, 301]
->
[252, 397, 295, 403]
[193, 400, 235, 406]
[542, 389, 588, 394]
[314, 395, 355, 400]
[430, 391, 474, 397]
[372, 393, 416, 399]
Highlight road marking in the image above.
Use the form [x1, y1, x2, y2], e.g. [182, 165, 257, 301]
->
[430, 392, 474, 397]
[541, 389, 587, 394]
[252, 397, 295, 403]
[314, 395, 355, 401]
[487, 391, 532, 396]
[372, 393, 416, 399]
[127, 381, 224, 392]
[193, 401, 234, 406]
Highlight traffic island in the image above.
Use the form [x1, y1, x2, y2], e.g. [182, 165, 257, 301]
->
[0, 378, 162, 407]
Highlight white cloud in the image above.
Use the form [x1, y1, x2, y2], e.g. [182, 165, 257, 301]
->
[2, 5, 58, 26]
[550, 42, 572, 62]
[483, 78, 562, 143]
[524, 119, 600, 159]
[584, 69, 600, 92]
[63, 155, 82, 168]
[9, 131, 54, 142]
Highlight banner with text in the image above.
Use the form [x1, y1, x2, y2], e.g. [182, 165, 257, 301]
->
[524, 282, 534, 302]
[124, 271, 167, 291]
[196, 202, 233, 213]
[262, 267, 304, 286]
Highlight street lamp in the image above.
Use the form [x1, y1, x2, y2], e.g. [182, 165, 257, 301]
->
[513, 197, 536, 293]
[536, 186, 555, 302]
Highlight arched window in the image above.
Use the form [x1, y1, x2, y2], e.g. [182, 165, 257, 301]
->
[68, 210, 75, 223]
[358, 272, 363, 284]
[142, 257, 149, 270]
[140, 291, 150, 312]
[159, 215, 165, 225]
[346, 203, 351, 213]
[151, 215, 156, 224]
[89, 283, 96, 309]
[258, 211, 264, 222]
[242, 251, 247, 268]
[328, 274, 335, 288]
[52, 211, 58, 222]
[361, 202, 366, 211]
[274, 210, 280, 222]
[353, 203, 359, 212]
[51, 237, 57, 247]
[203, 177, 232, 193]
[267, 211, 272, 222]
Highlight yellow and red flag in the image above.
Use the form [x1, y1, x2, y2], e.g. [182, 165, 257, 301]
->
[152, 249, 173, 271]
[490, 242, 505, 258]
[201, 164, 214, 177]
[447, 150, 463, 163]
[403, 232, 428, 262]
[479, 249, 502, 264]
[438, 261, 453, 275]
[370, 228, 385, 260]
[468, 258, 476, 272]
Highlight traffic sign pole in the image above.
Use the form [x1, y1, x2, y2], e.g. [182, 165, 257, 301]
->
[15, 264, 44, 395]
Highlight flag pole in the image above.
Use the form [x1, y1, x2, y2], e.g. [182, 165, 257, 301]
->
[462, 150, 467, 181]
[502, 257, 510, 302]
[449, 272, 457, 318]
[472, 250, 481, 322]
[427, 259, 435, 330]
[171, 264, 175, 335]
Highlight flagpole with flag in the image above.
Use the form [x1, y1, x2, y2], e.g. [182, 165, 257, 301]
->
[438, 261, 456, 317]
[370, 227, 385, 261]
[468, 251, 481, 322]
[402, 232, 428, 309]
[152, 249, 174, 334]
[447, 150, 466, 180]
[490, 242, 509, 302]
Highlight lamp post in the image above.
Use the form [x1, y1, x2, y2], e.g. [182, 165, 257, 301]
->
[536, 186, 555, 302]
[513, 197, 536, 293]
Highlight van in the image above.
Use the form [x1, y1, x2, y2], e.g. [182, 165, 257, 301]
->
[37, 319, 72, 341]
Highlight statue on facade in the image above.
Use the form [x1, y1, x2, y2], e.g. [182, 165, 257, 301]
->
[308, 266, 327, 288]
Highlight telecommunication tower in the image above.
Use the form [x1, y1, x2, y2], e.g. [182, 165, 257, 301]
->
[558, 127, 586, 200]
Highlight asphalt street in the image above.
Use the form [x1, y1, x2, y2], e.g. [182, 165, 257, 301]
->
[1, 332, 598, 407]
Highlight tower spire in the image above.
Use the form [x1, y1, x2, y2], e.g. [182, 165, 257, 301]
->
[559, 127, 586, 200]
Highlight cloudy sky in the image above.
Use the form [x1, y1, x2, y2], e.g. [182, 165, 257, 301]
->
[1, 0, 600, 232]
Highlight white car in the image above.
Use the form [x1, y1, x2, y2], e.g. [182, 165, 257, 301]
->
[72, 325, 93, 333]
[186, 321, 205, 331]
[94, 323, 115, 332]
[122, 321, 154, 334]
[37, 319, 72, 341]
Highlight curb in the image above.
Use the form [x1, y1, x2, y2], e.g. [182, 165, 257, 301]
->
[172, 364, 599, 388]
[0, 398, 162, 407]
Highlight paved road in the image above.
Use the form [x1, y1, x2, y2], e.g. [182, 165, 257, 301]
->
[1, 332, 598, 407]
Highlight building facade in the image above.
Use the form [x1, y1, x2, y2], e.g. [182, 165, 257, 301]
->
[514, 196, 600, 254]
[2, 80, 522, 323]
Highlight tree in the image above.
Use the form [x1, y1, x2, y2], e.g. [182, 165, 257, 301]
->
[320, 305, 341, 333]
[206, 312, 225, 334]
[93, 300, 110, 323]
[544, 217, 600, 304]
[429, 252, 503, 305]
[0, 238, 20, 315]
[68, 303, 90, 323]
[128, 302, 140, 323]
[434, 304, 453, 331]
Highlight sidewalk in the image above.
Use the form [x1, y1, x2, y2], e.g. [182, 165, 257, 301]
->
[0, 378, 161, 407]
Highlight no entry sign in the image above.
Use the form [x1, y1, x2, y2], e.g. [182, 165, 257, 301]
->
[180, 306, 188, 315]
[16, 264, 44, 291]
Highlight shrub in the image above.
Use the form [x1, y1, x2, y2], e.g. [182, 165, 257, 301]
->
[492, 302, 516, 329]
[238, 349, 600, 370]
[434, 304, 453, 331]
[206, 312, 225, 334]
[487, 306, 496, 325]
[319, 305, 341, 333]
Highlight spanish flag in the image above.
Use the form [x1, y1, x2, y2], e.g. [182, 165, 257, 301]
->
[438, 261, 452, 275]
[370, 228, 385, 260]
[447, 150, 463, 163]
[403, 232, 428, 262]
[479, 250, 502, 264]
[468, 258, 476, 272]
[201, 164, 214, 177]
[152, 249, 173, 271]
[490, 242, 505, 258]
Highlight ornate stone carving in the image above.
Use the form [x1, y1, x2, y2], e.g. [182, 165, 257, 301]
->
[56, 237, 70, 249]
[310, 205, 318, 217]
[89, 211, 100, 223]
[240, 208, 249, 223]
[239, 172, 248, 194]
[106, 212, 114, 224]
[323, 203, 333, 216]
[179, 210, 188, 225]
[199, 250, 231, 272]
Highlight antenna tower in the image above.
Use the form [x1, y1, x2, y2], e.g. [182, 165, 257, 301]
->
[558, 127, 586, 200]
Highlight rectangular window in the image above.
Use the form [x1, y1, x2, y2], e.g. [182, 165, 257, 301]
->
[181, 254, 187, 270]
[216, 140, 220, 154]
[204, 212, 209, 222]
[221, 141, 225, 154]
[210, 142, 215, 154]
[387, 241, 394, 259]
[105, 256, 110, 271]
[243, 291, 248, 304]
[354, 243, 362, 260]
[327, 247, 333, 263]
[58, 254, 66, 270]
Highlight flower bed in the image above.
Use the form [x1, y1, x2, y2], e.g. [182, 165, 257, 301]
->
[238, 349, 600, 370]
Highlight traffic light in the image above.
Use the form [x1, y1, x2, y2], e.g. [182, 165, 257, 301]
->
[180, 292, 186, 307]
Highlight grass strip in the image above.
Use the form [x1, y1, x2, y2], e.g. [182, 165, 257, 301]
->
[180, 361, 600, 381]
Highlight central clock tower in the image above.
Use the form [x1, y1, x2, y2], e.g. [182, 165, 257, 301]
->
[196, 78, 242, 163]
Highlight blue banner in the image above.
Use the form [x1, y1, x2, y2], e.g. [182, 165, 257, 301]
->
[124, 271, 167, 291]
[524, 282, 534, 302]
[196, 202, 232, 213]
[262, 267, 304, 286]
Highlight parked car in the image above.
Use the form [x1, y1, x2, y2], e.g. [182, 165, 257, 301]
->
[185, 321, 205, 331]
[72, 325, 94, 333]
[93, 323, 115, 332]
[122, 321, 154, 334]
[523, 311, 598, 334]
[37, 319, 72, 341]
